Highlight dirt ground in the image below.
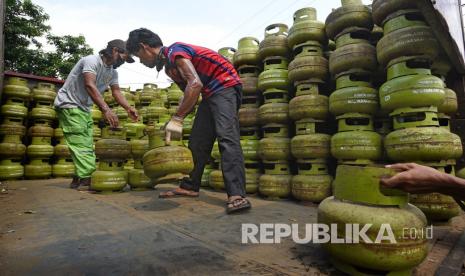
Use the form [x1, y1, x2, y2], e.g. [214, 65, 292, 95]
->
[0, 178, 464, 275]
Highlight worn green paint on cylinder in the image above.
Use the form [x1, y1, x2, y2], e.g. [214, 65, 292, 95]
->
[288, 7, 326, 49]
[3, 77, 31, 99]
[291, 134, 331, 160]
[289, 94, 329, 121]
[329, 85, 378, 116]
[385, 127, 463, 161]
[377, 20, 439, 66]
[143, 146, 193, 181]
[258, 23, 290, 60]
[325, 0, 373, 40]
[128, 167, 153, 190]
[372, 0, 417, 26]
[258, 137, 291, 161]
[0, 159, 24, 180]
[288, 42, 328, 83]
[258, 57, 290, 92]
[258, 102, 289, 125]
[380, 73, 445, 113]
[25, 159, 52, 179]
[91, 169, 128, 193]
[233, 37, 260, 67]
[259, 174, 292, 199]
[318, 165, 428, 273]
[52, 158, 75, 178]
[238, 107, 259, 127]
[1, 99, 28, 118]
[218, 47, 236, 62]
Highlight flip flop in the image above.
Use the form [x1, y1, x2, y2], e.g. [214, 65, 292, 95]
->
[226, 198, 251, 214]
[159, 189, 199, 198]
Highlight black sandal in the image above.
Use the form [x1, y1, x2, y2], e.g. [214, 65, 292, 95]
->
[226, 198, 251, 214]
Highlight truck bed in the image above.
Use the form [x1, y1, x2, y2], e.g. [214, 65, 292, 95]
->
[0, 179, 464, 275]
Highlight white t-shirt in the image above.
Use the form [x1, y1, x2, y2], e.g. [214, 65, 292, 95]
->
[54, 54, 118, 112]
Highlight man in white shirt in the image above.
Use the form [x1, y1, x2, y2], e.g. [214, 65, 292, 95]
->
[54, 39, 138, 190]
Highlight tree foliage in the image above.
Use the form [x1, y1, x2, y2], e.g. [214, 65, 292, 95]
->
[5, 0, 94, 79]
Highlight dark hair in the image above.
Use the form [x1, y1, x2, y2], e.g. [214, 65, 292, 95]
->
[126, 28, 163, 54]
[99, 46, 125, 58]
[99, 48, 111, 58]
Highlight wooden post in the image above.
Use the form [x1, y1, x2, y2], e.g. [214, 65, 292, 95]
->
[0, 0, 5, 101]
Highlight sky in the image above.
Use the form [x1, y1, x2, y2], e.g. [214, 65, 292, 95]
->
[33, 0, 372, 90]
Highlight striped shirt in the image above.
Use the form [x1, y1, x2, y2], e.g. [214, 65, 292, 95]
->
[164, 42, 241, 98]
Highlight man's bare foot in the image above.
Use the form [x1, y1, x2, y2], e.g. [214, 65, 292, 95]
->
[159, 187, 199, 198]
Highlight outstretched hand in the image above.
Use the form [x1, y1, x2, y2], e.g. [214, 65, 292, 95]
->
[380, 163, 448, 194]
[103, 109, 119, 128]
[127, 106, 139, 122]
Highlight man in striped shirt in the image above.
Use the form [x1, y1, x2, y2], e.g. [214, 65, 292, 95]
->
[126, 28, 251, 214]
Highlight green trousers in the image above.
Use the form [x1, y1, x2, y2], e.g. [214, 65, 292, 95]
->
[56, 108, 96, 178]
